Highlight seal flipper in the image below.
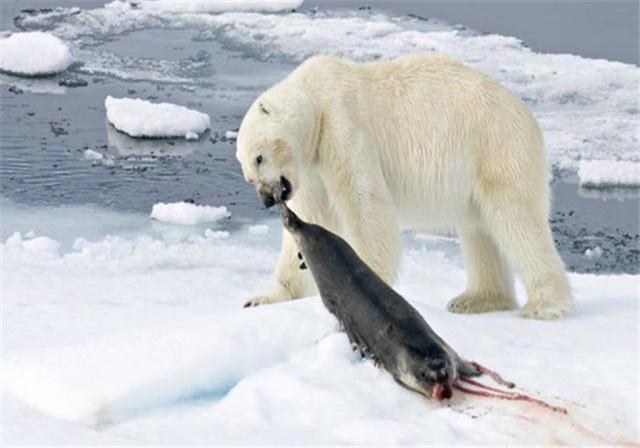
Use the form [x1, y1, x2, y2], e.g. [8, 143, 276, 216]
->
[456, 358, 482, 377]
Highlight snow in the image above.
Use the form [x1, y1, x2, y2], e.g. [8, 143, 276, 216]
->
[0, 32, 72, 76]
[135, 0, 304, 13]
[150, 201, 230, 226]
[105, 96, 211, 139]
[1, 200, 638, 444]
[578, 160, 640, 188]
[204, 228, 230, 240]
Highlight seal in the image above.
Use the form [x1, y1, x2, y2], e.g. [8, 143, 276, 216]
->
[279, 203, 478, 400]
[278, 203, 568, 412]
[279, 201, 567, 414]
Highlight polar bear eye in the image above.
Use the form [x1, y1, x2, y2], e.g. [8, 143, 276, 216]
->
[256, 155, 263, 165]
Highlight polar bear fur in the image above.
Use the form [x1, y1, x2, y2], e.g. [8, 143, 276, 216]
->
[236, 54, 573, 320]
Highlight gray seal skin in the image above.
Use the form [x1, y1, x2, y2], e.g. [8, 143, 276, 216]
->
[279, 204, 480, 401]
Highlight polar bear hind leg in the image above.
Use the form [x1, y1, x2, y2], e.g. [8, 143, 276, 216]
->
[477, 192, 573, 320]
[448, 226, 518, 314]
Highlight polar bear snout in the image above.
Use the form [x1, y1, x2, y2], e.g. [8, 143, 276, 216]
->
[258, 185, 276, 208]
[257, 176, 292, 208]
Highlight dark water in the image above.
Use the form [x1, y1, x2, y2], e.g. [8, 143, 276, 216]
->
[0, 25, 293, 220]
[0, 2, 638, 274]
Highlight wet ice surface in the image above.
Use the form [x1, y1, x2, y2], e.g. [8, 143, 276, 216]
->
[1, 6, 637, 273]
[0, 25, 293, 220]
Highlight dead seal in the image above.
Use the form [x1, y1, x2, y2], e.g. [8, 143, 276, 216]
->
[279, 203, 567, 411]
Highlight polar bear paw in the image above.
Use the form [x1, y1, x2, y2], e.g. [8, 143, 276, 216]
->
[520, 300, 572, 320]
[447, 292, 517, 314]
[243, 294, 276, 308]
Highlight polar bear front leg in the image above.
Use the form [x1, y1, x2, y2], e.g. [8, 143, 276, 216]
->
[244, 227, 317, 308]
[333, 184, 402, 286]
[448, 226, 517, 314]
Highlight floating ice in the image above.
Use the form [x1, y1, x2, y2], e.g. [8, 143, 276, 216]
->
[224, 130, 239, 140]
[0, 32, 72, 76]
[150, 202, 230, 226]
[83, 149, 114, 166]
[584, 246, 603, 259]
[84, 149, 103, 160]
[135, 0, 304, 13]
[105, 96, 211, 139]
[578, 160, 640, 188]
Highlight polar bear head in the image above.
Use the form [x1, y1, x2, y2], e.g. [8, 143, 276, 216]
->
[236, 84, 318, 207]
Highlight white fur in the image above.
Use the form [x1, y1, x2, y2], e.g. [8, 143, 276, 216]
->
[236, 54, 573, 320]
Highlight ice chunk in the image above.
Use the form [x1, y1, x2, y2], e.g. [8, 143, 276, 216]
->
[224, 130, 238, 140]
[83, 149, 114, 166]
[105, 96, 211, 139]
[578, 160, 640, 188]
[0, 32, 72, 76]
[584, 246, 603, 259]
[150, 202, 230, 226]
[83, 149, 104, 161]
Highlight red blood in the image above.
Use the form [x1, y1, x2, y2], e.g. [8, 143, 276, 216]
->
[432, 381, 453, 401]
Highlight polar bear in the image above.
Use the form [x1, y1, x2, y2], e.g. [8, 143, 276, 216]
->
[236, 54, 573, 320]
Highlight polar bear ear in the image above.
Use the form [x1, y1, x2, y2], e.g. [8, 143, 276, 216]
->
[258, 102, 270, 116]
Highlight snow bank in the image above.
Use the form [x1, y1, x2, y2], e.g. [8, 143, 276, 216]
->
[136, 0, 303, 13]
[5, 232, 60, 260]
[1, 205, 638, 444]
[0, 32, 72, 76]
[105, 96, 211, 139]
[150, 201, 230, 226]
[578, 160, 640, 188]
[2, 304, 332, 424]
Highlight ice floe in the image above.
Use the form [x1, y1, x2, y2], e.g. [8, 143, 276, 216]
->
[0, 32, 72, 76]
[105, 96, 211, 139]
[578, 160, 640, 188]
[150, 201, 230, 226]
[0, 202, 638, 444]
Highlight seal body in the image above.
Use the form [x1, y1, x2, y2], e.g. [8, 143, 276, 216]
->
[280, 204, 477, 400]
